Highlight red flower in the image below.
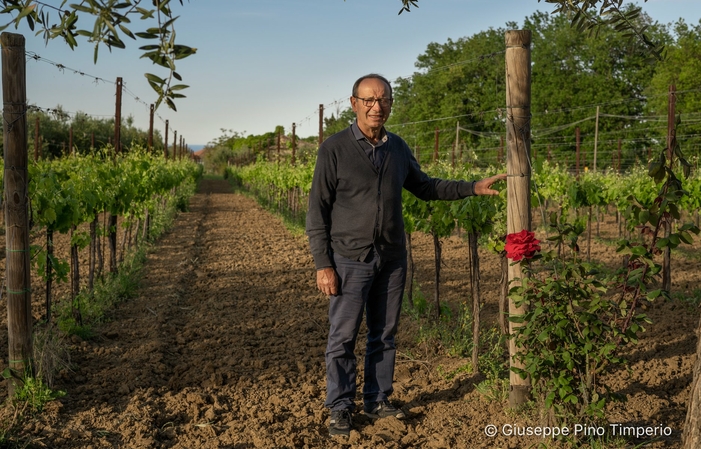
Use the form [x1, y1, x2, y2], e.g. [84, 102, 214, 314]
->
[505, 229, 541, 261]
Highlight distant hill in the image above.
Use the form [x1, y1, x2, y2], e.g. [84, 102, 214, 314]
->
[189, 144, 206, 152]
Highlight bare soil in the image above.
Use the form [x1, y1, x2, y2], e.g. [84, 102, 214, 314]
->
[1, 177, 700, 448]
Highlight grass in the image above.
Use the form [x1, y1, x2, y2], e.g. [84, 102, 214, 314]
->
[403, 283, 511, 402]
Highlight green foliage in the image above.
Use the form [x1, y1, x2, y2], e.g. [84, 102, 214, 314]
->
[9, 374, 65, 413]
[16, 148, 200, 333]
[509, 216, 639, 421]
[0, 0, 196, 111]
[323, 107, 356, 137]
[511, 115, 699, 426]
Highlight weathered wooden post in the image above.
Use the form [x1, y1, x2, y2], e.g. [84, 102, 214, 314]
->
[505, 29, 532, 408]
[319, 104, 324, 146]
[109, 77, 123, 273]
[173, 130, 177, 161]
[291, 123, 296, 166]
[277, 128, 281, 164]
[148, 104, 154, 151]
[114, 77, 122, 155]
[164, 120, 169, 159]
[2, 32, 33, 395]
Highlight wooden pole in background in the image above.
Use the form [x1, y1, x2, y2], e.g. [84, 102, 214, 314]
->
[109, 77, 123, 273]
[164, 120, 169, 159]
[2, 32, 33, 396]
[148, 104, 154, 151]
[173, 130, 177, 161]
[114, 77, 122, 156]
[319, 104, 324, 146]
[292, 123, 297, 166]
[505, 29, 532, 409]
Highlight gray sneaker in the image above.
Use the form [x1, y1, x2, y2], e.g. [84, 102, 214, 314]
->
[329, 409, 352, 436]
[364, 400, 406, 419]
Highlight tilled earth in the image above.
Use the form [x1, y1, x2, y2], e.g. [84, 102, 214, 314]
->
[1, 177, 700, 448]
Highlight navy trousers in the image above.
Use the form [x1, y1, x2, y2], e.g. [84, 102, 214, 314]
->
[324, 248, 407, 411]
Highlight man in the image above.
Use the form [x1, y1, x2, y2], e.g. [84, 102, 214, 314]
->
[306, 73, 506, 437]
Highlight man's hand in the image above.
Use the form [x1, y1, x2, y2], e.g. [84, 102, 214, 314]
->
[474, 173, 507, 196]
[316, 267, 338, 296]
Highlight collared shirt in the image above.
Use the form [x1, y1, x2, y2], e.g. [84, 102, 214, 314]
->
[351, 121, 388, 171]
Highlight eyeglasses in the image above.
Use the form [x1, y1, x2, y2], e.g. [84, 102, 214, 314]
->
[353, 96, 393, 108]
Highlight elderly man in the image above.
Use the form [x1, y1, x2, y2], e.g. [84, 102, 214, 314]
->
[306, 73, 506, 437]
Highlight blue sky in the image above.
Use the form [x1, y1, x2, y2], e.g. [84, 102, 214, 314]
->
[15, 0, 701, 147]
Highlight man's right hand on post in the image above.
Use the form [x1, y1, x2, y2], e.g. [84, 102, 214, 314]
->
[316, 267, 338, 296]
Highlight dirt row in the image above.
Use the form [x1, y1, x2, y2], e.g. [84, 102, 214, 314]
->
[1, 177, 700, 448]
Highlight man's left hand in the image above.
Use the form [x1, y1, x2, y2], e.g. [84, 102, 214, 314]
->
[474, 173, 507, 196]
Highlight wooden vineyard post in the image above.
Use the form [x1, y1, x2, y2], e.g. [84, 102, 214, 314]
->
[684, 322, 701, 448]
[173, 130, 177, 161]
[109, 77, 123, 274]
[114, 77, 122, 156]
[148, 104, 154, 152]
[277, 128, 281, 164]
[2, 32, 33, 395]
[291, 123, 296, 166]
[164, 120, 169, 159]
[505, 29, 532, 408]
[319, 104, 324, 146]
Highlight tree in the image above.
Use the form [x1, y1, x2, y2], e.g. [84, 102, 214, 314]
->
[0, 0, 196, 111]
[323, 107, 355, 137]
[386, 28, 506, 166]
[397, 1, 664, 58]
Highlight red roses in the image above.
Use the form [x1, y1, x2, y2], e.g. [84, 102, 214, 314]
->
[505, 229, 541, 261]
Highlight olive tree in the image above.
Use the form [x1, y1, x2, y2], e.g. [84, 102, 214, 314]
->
[0, 0, 196, 110]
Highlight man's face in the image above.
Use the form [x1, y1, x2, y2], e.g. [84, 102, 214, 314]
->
[351, 78, 392, 133]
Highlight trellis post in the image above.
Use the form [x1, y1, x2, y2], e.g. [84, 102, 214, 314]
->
[2, 32, 33, 396]
[505, 29, 532, 408]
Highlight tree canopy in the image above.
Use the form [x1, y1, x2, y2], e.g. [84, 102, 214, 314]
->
[385, 7, 698, 170]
